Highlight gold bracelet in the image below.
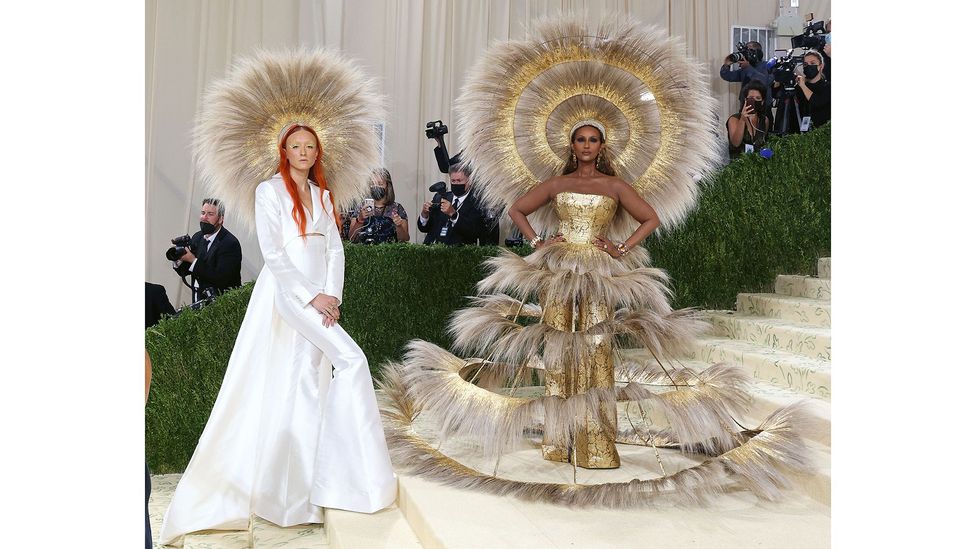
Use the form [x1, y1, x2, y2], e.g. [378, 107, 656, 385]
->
[529, 235, 543, 248]
[616, 242, 630, 256]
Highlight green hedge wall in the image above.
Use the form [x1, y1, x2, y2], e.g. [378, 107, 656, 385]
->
[648, 123, 831, 308]
[146, 125, 830, 473]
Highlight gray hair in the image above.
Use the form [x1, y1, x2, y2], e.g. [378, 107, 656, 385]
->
[202, 197, 225, 218]
[448, 162, 472, 178]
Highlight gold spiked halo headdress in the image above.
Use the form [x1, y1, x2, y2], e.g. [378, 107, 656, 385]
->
[455, 16, 722, 234]
[192, 47, 385, 230]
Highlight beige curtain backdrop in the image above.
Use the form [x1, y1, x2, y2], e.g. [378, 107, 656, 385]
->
[147, 0, 830, 306]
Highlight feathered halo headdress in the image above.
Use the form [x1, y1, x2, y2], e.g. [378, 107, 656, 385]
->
[192, 47, 385, 230]
[455, 15, 723, 236]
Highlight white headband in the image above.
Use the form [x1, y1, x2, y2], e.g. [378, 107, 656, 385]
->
[571, 119, 606, 140]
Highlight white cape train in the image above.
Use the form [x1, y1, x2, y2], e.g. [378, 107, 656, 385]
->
[159, 175, 397, 547]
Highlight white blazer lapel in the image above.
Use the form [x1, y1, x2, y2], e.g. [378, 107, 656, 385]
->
[308, 180, 322, 227]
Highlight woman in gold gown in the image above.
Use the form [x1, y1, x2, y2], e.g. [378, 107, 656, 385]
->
[378, 17, 811, 506]
[506, 120, 673, 469]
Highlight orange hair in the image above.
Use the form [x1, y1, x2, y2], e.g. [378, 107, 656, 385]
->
[278, 125, 341, 236]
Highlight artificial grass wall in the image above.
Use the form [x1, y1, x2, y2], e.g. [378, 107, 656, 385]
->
[648, 123, 831, 308]
[146, 125, 830, 472]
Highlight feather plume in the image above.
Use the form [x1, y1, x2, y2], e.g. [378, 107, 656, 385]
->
[192, 47, 385, 231]
[455, 15, 723, 235]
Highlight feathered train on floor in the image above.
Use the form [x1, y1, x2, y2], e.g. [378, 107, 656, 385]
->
[376, 14, 815, 507]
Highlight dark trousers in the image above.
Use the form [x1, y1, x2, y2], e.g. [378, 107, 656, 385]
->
[145, 463, 152, 548]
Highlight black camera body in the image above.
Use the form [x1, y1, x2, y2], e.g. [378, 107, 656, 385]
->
[165, 234, 194, 261]
[425, 120, 461, 174]
[425, 120, 448, 140]
[728, 41, 763, 67]
[357, 216, 396, 245]
[428, 181, 454, 214]
[770, 53, 805, 94]
[791, 20, 827, 50]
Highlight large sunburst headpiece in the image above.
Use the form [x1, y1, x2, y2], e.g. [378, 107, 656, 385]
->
[456, 16, 722, 232]
[192, 48, 384, 230]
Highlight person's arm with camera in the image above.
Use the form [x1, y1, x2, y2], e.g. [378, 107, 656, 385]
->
[727, 102, 757, 149]
[255, 183, 340, 327]
[720, 54, 748, 83]
[508, 180, 565, 249]
[348, 201, 373, 243]
[392, 204, 409, 242]
[181, 235, 242, 293]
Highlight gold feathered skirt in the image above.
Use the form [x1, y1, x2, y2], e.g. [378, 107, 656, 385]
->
[377, 244, 814, 506]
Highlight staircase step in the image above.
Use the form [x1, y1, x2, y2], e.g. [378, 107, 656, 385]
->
[252, 515, 328, 548]
[183, 531, 250, 549]
[396, 472, 829, 548]
[817, 257, 831, 279]
[706, 311, 831, 361]
[690, 338, 831, 399]
[325, 505, 422, 548]
[736, 293, 831, 328]
[774, 274, 831, 301]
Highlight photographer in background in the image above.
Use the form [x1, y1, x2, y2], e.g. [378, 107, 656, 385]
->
[349, 168, 410, 244]
[418, 162, 499, 246]
[720, 41, 772, 103]
[794, 50, 831, 131]
[726, 80, 774, 160]
[172, 197, 242, 303]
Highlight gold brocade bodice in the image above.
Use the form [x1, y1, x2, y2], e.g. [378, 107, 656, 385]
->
[553, 192, 618, 244]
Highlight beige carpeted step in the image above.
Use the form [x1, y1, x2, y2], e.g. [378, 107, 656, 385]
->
[736, 293, 831, 328]
[251, 516, 327, 548]
[691, 338, 831, 399]
[183, 531, 250, 548]
[395, 472, 829, 548]
[706, 311, 831, 361]
[325, 505, 422, 548]
[818, 257, 831, 279]
[775, 274, 831, 301]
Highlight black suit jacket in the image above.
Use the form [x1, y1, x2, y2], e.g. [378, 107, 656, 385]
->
[145, 282, 176, 328]
[174, 227, 243, 302]
[417, 192, 499, 246]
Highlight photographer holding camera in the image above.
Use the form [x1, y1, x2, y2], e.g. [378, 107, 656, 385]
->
[348, 168, 409, 244]
[170, 197, 242, 303]
[720, 41, 772, 103]
[772, 49, 830, 135]
[727, 80, 774, 160]
[418, 162, 499, 246]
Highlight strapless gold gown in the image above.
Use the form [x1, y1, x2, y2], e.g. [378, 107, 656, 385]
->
[378, 190, 813, 505]
[540, 192, 621, 468]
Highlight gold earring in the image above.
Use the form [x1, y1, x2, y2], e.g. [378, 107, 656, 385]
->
[572, 152, 577, 164]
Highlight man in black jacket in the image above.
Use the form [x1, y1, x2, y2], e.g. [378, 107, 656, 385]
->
[417, 163, 499, 246]
[174, 198, 242, 302]
[145, 282, 176, 328]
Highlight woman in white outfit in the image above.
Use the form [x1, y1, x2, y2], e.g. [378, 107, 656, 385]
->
[159, 123, 397, 546]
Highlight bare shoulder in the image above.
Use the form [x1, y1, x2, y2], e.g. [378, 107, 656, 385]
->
[534, 176, 564, 195]
[609, 177, 636, 198]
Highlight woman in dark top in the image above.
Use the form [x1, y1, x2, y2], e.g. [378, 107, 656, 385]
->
[726, 79, 774, 160]
[349, 168, 410, 244]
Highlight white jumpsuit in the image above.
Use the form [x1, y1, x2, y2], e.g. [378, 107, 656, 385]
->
[159, 174, 396, 546]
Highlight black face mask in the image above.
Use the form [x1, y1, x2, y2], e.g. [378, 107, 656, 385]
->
[803, 64, 820, 79]
[451, 184, 468, 197]
[200, 221, 217, 235]
[370, 186, 387, 200]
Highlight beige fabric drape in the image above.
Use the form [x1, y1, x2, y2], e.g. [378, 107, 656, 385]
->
[147, 0, 829, 306]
